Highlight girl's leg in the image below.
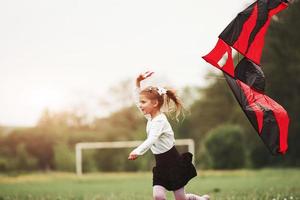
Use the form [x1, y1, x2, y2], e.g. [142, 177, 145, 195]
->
[173, 187, 210, 200]
[153, 185, 167, 200]
[173, 187, 186, 200]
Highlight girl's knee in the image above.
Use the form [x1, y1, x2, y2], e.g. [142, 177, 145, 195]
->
[153, 185, 166, 200]
[153, 194, 166, 200]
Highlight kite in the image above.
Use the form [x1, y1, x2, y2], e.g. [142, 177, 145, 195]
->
[202, 0, 291, 155]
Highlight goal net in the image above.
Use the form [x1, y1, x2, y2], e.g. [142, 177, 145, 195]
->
[75, 139, 195, 176]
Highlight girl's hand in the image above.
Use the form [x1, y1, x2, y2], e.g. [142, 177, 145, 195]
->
[136, 71, 154, 87]
[128, 152, 138, 160]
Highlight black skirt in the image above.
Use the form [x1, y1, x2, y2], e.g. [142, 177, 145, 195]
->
[152, 146, 197, 191]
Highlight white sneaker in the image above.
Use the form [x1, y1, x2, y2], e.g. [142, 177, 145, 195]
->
[200, 194, 210, 200]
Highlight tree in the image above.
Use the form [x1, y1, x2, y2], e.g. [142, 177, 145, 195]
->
[179, 73, 246, 141]
[203, 124, 246, 169]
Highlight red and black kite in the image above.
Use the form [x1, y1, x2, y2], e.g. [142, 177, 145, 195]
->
[202, 0, 290, 155]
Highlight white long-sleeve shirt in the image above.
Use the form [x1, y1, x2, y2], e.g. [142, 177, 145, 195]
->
[132, 88, 175, 155]
[132, 113, 175, 155]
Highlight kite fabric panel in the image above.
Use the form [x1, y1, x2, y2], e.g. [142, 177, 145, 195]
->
[224, 58, 289, 155]
[202, 0, 290, 155]
[220, 0, 288, 65]
[202, 38, 235, 77]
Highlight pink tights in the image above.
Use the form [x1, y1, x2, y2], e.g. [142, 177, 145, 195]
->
[153, 185, 209, 200]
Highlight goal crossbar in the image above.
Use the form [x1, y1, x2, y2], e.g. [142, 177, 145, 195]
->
[75, 139, 195, 176]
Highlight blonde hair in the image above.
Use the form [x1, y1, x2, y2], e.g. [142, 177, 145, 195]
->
[140, 86, 183, 121]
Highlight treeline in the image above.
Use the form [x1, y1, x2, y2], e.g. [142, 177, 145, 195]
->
[0, 1, 299, 173]
[0, 108, 149, 172]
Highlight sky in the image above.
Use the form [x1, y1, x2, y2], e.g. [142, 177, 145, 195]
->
[0, 0, 255, 127]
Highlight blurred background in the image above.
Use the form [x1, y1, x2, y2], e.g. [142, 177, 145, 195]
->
[0, 0, 299, 174]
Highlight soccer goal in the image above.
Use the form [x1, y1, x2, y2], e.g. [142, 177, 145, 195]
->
[75, 139, 195, 176]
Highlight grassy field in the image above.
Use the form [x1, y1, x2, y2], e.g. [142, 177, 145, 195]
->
[0, 169, 299, 200]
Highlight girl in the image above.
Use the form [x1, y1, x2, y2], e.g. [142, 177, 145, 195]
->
[128, 71, 210, 200]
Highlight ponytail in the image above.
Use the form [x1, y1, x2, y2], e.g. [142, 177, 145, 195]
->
[165, 89, 184, 121]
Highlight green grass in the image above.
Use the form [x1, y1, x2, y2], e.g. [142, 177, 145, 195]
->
[0, 169, 299, 200]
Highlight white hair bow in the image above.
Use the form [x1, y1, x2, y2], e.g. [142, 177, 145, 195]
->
[157, 87, 167, 96]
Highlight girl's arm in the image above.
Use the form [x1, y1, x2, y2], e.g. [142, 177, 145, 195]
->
[128, 120, 164, 160]
[129, 71, 155, 160]
[133, 71, 154, 119]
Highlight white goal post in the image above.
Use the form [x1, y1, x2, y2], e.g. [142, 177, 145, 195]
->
[75, 139, 195, 176]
